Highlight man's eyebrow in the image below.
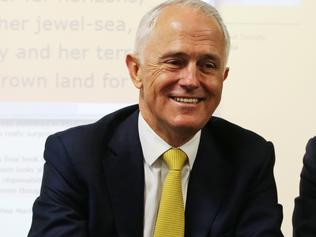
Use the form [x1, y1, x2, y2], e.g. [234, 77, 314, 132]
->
[159, 52, 188, 61]
[200, 53, 220, 61]
[160, 51, 220, 60]
[158, 52, 222, 66]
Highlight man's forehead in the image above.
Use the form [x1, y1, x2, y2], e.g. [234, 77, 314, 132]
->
[140, 4, 226, 64]
[155, 13, 224, 49]
[154, 5, 222, 38]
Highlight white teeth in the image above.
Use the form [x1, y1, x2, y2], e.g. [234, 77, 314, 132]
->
[174, 97, 199, 104]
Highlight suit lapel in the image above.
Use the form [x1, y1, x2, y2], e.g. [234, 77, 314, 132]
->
[185, 127, 231, 237]
[102, 111, 144, 237]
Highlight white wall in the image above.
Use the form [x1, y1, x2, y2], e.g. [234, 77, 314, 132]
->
[0, 0, 315, 236]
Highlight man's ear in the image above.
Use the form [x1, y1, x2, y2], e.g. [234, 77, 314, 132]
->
[223, 67, 229, 81]
[126, 54, 142, 89]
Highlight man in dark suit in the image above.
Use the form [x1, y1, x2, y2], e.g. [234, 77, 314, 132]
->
[293, 137, 316, 236]
[28, 0, 283, 236]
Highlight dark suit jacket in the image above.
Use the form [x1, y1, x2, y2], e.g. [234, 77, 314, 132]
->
[293, 136, 316, 237]
[28, 105, 283, 237]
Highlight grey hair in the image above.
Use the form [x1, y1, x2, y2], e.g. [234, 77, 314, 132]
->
[134, 0, 230, 64]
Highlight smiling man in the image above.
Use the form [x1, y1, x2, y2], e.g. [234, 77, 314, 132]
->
[28, 1, 284, 237]
[126, 3, 228, 148]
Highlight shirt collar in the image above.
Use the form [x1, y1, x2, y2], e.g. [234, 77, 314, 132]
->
[138, 112, 201, 169]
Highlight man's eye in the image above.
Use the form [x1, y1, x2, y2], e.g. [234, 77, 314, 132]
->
[200, 62, 217, 72]
[205, 62, 216, 68]
[206, 63, 216, 68]
[165, 59, 184, 67]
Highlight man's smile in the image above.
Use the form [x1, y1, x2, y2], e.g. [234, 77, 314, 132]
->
[171, 96, 202, 104]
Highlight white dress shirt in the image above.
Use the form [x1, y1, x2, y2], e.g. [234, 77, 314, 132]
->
[138, 113, 201, 237]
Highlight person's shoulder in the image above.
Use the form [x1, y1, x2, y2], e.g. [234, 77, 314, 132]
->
[206, 116, 268, 146]
[47, 104, 139, 147]
[204, 116, 274, 167]
[303, 136, 316, 164]
[307, 136, 316, 148]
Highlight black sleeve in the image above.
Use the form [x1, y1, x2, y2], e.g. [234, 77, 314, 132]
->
[27, 134, 88, 237]
[293, 137, 316, 237]
[236, 142, 284, 237]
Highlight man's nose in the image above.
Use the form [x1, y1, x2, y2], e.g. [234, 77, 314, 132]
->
[178, 63, 199, 89]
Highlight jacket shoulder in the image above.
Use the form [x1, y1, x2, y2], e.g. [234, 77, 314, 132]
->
[43, 105, 138, 166]
[207, 116, 269, 146]
[302, 136, 316, 173]
[307, 136, 316, 149]
[204, 116, 274, 168]
[49, 104, 138, 144]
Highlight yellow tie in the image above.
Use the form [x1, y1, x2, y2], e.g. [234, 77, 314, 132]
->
[153, 148, 188, 237]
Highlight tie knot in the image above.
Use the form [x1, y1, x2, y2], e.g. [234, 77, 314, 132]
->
[163, 148, 187, 170]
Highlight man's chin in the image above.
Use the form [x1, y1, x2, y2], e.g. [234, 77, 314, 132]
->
[171, 115, 206, 127]
[169, 121, 202, 135]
